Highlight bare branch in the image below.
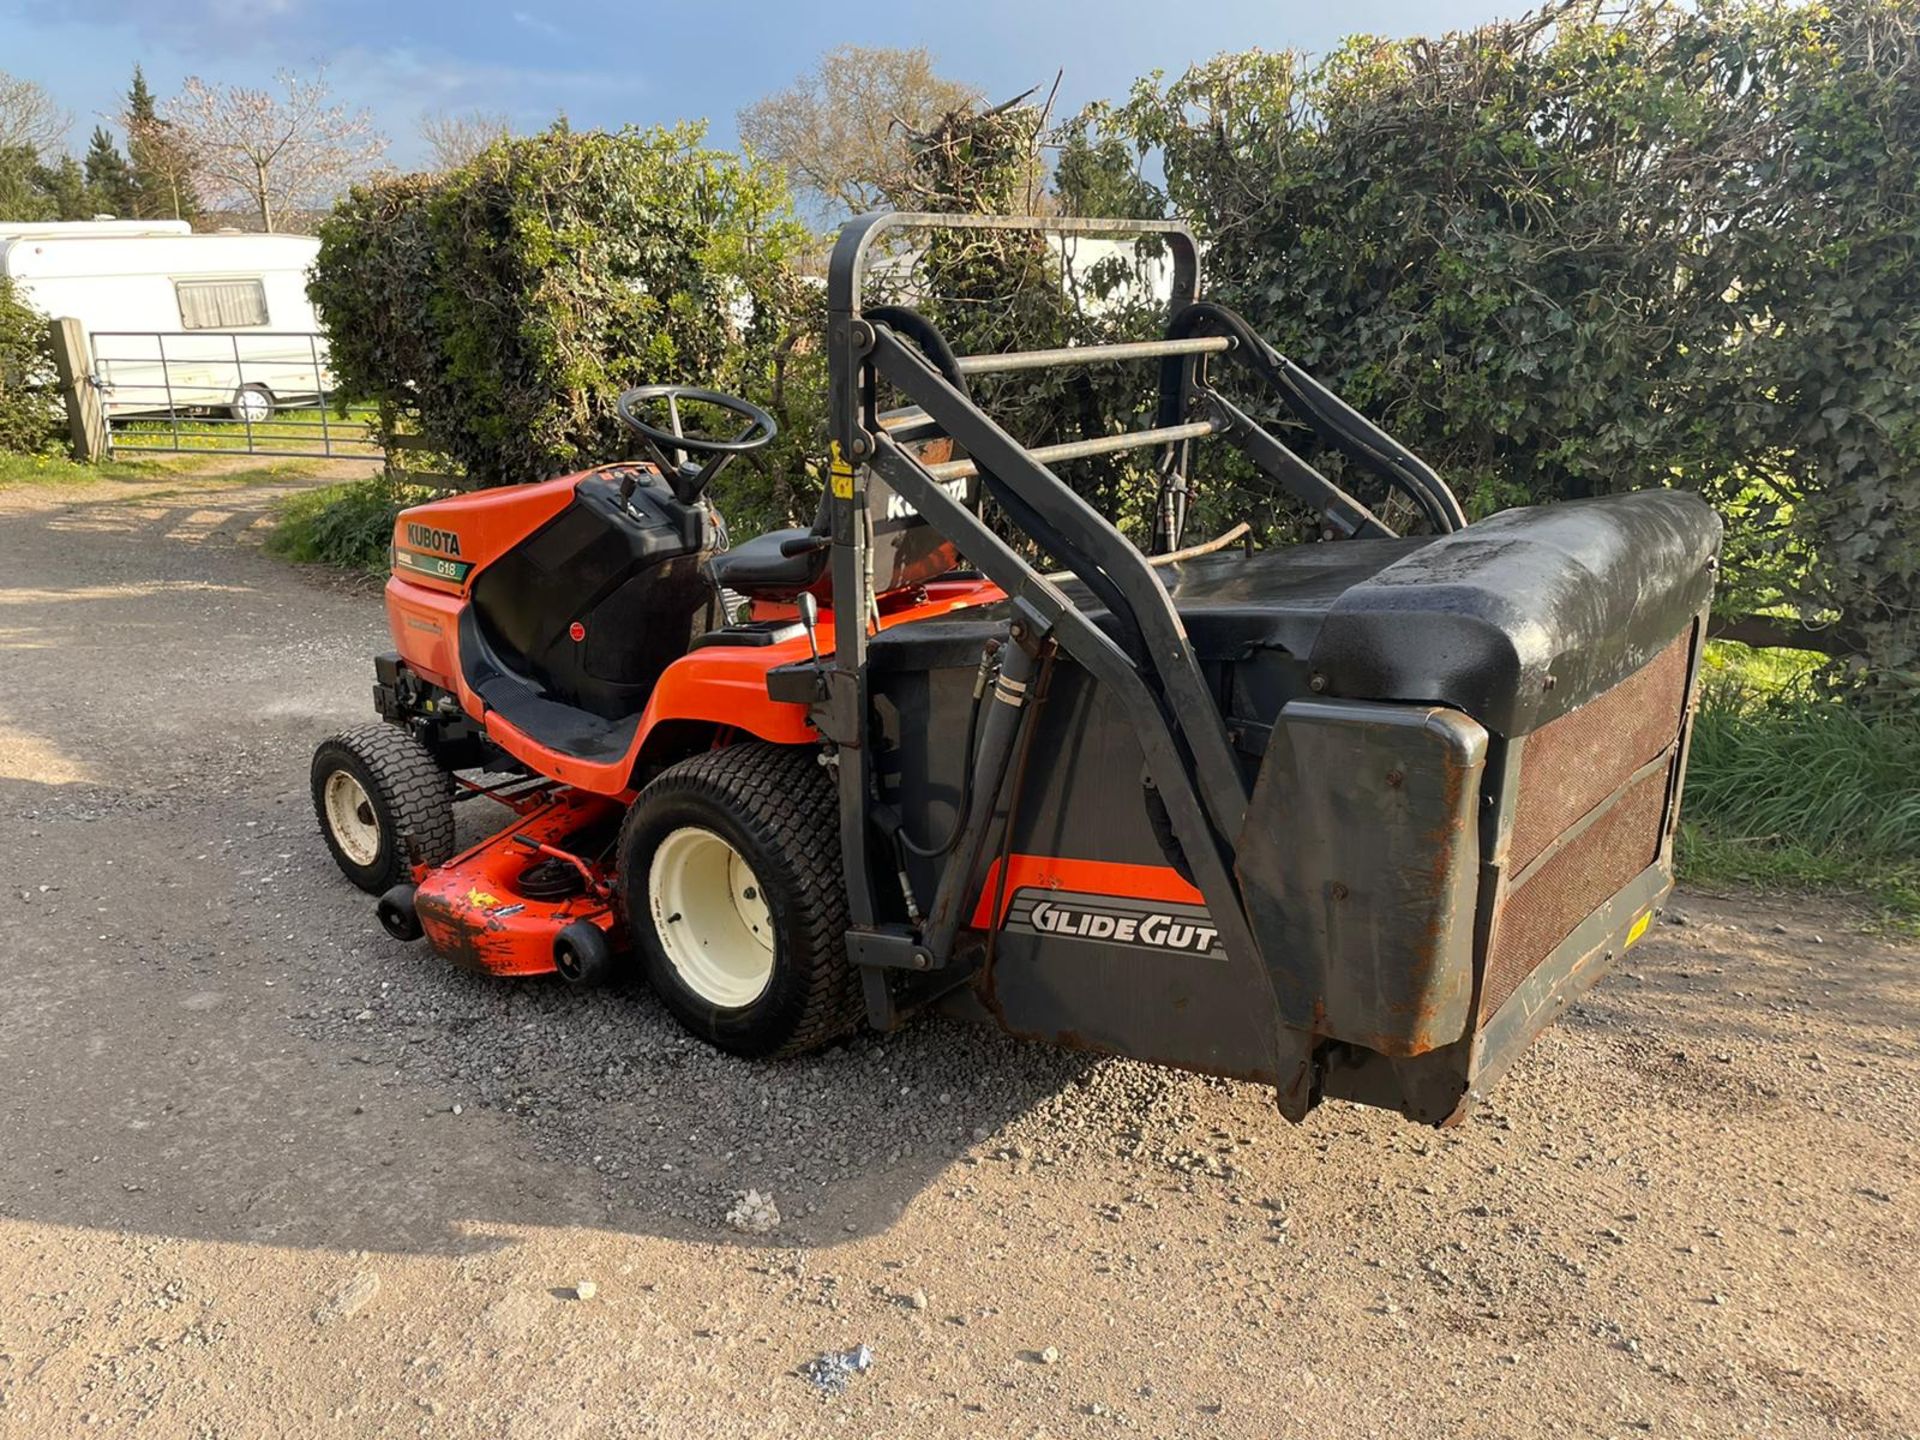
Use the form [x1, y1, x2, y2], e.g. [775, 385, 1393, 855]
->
[738, 46, 982, 219]
[165, 69, 388, 232]
[419, 110, 511, 172]
[0, 69, 71, 155]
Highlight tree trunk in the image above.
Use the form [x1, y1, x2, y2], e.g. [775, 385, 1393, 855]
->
[255, 161, 273, 233]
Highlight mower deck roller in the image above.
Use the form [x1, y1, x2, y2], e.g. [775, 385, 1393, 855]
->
[319, 210, 1717, 1128]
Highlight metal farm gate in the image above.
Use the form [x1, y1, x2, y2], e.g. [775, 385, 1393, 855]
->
[88, 329, 383, 461]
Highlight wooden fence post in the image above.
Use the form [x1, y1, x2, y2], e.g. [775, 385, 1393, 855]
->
[47, 316, 107, 462]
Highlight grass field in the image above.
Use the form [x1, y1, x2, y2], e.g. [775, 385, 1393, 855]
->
[0, 451, 176, 488]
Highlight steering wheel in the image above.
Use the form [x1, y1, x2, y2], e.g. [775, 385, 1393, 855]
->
[614, 384, 777, 504]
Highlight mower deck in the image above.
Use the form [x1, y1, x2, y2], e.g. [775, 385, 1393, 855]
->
[413, 787, 624, 978]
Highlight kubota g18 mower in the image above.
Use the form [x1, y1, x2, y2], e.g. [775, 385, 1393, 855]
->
[311, 212, 1719, 1125]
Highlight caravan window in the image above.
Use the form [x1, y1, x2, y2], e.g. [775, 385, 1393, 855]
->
[176, 278, 270, 329]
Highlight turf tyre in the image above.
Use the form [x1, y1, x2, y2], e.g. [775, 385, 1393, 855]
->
[311, 724, 456, 894]
[619, 743, 857, 1057]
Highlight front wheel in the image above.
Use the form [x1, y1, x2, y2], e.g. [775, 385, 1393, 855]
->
[618, 743, 858, 1057]
[311, 724, 455, 894]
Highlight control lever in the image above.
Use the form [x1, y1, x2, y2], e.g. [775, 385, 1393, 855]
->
[795, 591, 823, 666]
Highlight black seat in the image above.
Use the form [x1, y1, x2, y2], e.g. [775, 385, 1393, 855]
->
[710, 435, 973, 606]
[708, 526, 829, 603]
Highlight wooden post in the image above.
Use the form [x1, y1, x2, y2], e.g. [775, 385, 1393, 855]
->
[47, 316, 108, 463]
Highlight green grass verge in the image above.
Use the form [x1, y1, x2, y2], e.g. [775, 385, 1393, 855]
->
[0, 450, 176, 488]
[0, 450, 352, 493]
[1679, 641, 1920, 925]
[266, 473, 442, 573]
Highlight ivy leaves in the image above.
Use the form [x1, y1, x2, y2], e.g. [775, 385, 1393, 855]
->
[1087, 0, 1919, 697]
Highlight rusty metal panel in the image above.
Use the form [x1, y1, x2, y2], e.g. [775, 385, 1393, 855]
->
[1508, 632, 1692, 871]
[1477, 623, 1698, 1023]
[1468, 859, 1674, 1102]
[1236, 699, 1487, 1057]
[1481, 763, 1668, 1021]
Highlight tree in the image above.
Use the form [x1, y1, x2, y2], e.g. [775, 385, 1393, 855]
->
[125, 66, 199, 222]
[0, 146, 55, 222]
[0, 70, 68, 156]
[33, 154, 91, 220]
[738, 46, 980, 219]
[0, 70, 70, 222]
[166, 68, 386, 232]
[84, 126, 136, 217]
[419, 109, 509, 172]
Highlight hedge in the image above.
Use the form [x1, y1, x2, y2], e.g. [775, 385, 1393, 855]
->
[1084, 0, 1918, 697]
[308, 124, 821, 534]
[0, 277, 58, 455]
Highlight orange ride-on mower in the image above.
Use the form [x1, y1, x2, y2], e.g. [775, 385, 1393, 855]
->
[312, 211, 1720, 1125]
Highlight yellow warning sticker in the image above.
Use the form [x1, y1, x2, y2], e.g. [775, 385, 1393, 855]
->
[829, 439, 855, 499]
[1625, 910, 1652, 948]
[467, 888, 502, 909]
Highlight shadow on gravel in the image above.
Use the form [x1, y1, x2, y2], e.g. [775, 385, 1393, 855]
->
[0, 761, 1170, 1262]
[0, 482, 1169, 1263]
[6, 748, 1909, 1264]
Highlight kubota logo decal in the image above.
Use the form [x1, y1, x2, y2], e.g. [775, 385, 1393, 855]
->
[883, 476, 971, 523]
[405, 522, 462, 557]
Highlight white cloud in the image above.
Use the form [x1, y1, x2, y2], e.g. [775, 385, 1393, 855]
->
[510, 10, 563, 39]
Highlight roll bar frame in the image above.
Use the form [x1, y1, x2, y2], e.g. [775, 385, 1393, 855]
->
[817, 211, 1465, 1111]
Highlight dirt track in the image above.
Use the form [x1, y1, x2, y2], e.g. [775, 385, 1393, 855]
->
[0, 471, 1914, 1439]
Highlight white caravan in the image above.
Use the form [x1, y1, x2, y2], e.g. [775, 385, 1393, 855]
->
[0, 219, 192, 239]
[0, 227, 327, 421]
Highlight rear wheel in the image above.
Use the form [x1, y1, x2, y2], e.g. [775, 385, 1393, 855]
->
[311, 724, 455, 894]
[618, 743, 857, 1057]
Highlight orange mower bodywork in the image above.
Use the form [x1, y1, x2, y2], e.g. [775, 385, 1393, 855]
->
[321, 456, 995, 992]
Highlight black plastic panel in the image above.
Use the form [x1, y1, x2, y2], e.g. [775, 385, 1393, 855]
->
[467, 475, 711, 721]
[1309, 491, 1721, 737]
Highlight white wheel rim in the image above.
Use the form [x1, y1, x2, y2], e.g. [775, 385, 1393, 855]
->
[323, 769, 382, 867]
[236, 389, 270, 422]
[648, 826, 775, 1008]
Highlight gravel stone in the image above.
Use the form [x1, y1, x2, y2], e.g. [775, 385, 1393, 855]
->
[726, 1189, 781, 1235]
[315, 1271, 380, 1326]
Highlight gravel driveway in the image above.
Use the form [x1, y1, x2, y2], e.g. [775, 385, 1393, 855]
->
[0, 470, 1913, 1438]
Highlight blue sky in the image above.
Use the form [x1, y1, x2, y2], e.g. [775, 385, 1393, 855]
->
[2, 0, 1517, 168]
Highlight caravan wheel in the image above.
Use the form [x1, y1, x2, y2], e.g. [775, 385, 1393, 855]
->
[230, 384, 274, 424]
